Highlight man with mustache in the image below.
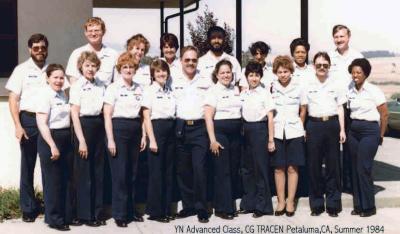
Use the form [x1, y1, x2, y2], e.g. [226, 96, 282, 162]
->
[6, 34, 51, 222]
[328, 25, 363, 194]
[171, 46, 213, 223]
[66, 17, 118, 86]
[198, 26, 242, 85]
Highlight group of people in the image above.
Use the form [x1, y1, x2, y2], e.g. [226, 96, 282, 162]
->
[7, 16, 389, 231]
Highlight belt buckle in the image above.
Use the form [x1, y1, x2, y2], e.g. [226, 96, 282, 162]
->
[322, 116, 329, 121]
[186, 120, 194, 126]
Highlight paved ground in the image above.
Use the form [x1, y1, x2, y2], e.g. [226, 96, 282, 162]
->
[0, 207, 398, 234]
[1, 133, 399, 234]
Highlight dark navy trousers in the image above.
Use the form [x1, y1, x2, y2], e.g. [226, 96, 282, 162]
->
[108, 118, 142, 220]
[212, 119, 242, 214]
[176, 120, 209, 212]
[348, 120, 380, 212]
[74, 116, 105, 221]
[19, 111, 40, 214]
[146, 119, 175, 217]
[306, 119, 342, 211]
[38, 128, 71, 226]
[240, 121, 273, 213]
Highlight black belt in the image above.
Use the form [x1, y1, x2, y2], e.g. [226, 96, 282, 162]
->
[20, 111, 36, 117]
[309, 115, 338, 122]
[180, 119, 204, 126]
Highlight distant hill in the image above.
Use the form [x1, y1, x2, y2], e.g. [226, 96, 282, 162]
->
[362, 50, 397, 58]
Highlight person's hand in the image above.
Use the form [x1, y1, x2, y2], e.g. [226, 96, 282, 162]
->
[210, 141, 224, 156]
[50, 145, 60, 161]
[268, 140, 276, 152]
[379, 136, 383, 145]
[15, 126, 28, 142]
[108, 140, 116, 157]
[339, 130, 346, 144]
[140, 136, 147, 152]
[149, 140, 158, 153]
[79, 140, 88, 159]
[304, 131, 307, 142]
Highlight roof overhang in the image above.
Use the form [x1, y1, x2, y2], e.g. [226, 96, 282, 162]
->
[93, 0, 197, 9]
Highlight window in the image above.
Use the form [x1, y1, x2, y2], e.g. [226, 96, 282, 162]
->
[0, 0, 18, 77]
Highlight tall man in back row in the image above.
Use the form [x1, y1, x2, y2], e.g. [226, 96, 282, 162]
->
[6, 34, 50, 222]
[328, 24, 364, 193]
[66, 17, 118, 86]
[198, 26, 242, 85]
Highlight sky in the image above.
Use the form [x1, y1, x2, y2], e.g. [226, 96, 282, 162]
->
[94, 0, 400, 57]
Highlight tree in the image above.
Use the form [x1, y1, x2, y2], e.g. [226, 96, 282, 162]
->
[187, 5, 235, 57]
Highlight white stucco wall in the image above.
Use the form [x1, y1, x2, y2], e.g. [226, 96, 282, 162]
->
[18, 0, 92, 67]
[0, 98, 42, 189]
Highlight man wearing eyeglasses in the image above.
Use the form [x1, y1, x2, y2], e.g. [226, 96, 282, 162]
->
[66, 17, 118, 86]
[328, 25, 363, 194]
[171, 46, 213, 223]
[6, 33, 51, 223]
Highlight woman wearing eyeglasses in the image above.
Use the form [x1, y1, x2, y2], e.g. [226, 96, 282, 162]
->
[347, 58, 388, 217]
[304, 52, 346, 217]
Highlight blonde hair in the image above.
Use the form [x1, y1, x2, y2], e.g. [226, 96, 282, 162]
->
[77, 51, 101, 75]
[126, 34, 150, 55]
[84, 17, 106, 33]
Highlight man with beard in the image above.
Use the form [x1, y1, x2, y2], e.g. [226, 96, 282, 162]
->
[66, 17, 118, 86]
[198, 26, 242, 85]
[328, 25, 363, 194]
[171, 46, 213, 223]
[6, 34, 54, 222]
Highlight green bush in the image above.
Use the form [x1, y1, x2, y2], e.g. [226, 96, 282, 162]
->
[0, 187, 43, 222]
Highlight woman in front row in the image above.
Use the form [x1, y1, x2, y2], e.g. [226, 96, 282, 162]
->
[204, 60, 242, 220]
[142, 59, 176, 223]
[270, 56, 306, 217]
[239, 61, 275, 218]
[69, 52, 106, 226]
[36, 64, 72, 231]
[103, 52, 146, 227]
[305, 52, 346, 217]
[347, 58, 388, 217]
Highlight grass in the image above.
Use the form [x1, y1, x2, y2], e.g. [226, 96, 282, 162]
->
[0, 187, 43, 222]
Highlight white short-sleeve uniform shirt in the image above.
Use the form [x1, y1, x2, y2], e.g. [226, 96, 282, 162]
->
[271, 79, 306, 139]
[103, 79, 143, 119]
[161, 57, 182, 82]
[66, 44, 118, 86]
[171, 71, 213, 120]
[239, 64, 276, 90]
[304, 75, 347, 117]
[69, 77, 105, 116]
[198, 51, 242, 85]
[6, 58, 49, 112]
[240, 85, 275, 122]
[347, 81, 386, 122]
[292, 63, 315, 88]
[36, 85, 70, 129]
[328, 48, 363, 90]
[141, 82, 176, 120]
[204, 82, 241, 120]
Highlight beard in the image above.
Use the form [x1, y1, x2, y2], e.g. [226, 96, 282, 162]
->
[210, 44, 224, 53]
[31, 53, 47, 64]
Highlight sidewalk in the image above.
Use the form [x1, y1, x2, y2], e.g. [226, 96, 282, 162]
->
[1, 137, 399, 233]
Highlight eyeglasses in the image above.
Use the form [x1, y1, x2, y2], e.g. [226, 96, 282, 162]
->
[31, 46, 47, 52]
[315, 63, 329, 69]
[183, 58, 198, 63]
